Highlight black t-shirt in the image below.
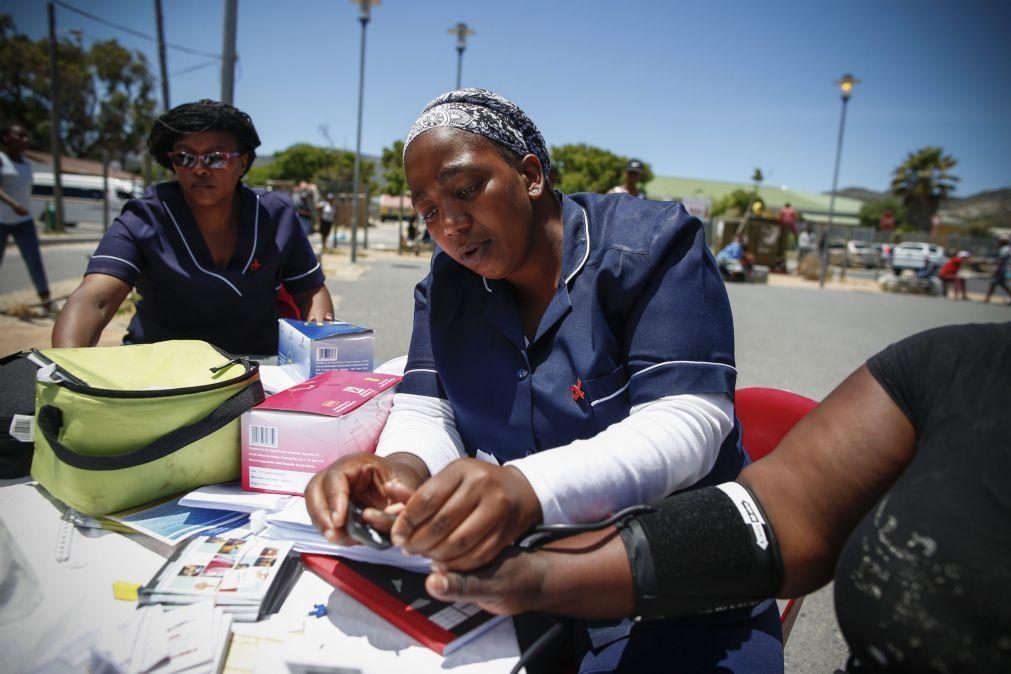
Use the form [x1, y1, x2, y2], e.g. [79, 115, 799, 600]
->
[834, 322, 1011, 672]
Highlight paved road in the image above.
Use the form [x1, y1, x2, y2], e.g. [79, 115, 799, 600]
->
[836, 264, 997, 296]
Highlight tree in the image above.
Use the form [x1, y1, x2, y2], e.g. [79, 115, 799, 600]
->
[549, 143, 653, 194]
[247, 143, 374, 195]
[710, 189, 755, 218]
[889, 147, 959, 231]
[0, 15, 157, 169]
[381, 139, 408, 214]
[91, 39, 157, 167]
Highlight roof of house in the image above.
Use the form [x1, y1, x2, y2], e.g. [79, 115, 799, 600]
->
[25, 150, 141, 181]
[645, 175, 863, 225]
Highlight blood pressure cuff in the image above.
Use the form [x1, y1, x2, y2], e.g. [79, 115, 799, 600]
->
[617, 482, 783, 620]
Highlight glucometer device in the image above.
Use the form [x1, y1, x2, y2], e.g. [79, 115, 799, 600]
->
[347, 502, 393, 550]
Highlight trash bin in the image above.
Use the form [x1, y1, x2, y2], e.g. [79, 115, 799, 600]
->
[43, 202, 56, 232]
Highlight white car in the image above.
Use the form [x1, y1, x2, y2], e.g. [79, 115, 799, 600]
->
[846, 241, 882, 268]
[890, 242, 947, 273]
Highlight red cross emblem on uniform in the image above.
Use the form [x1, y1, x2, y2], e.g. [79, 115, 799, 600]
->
[570, 379, 585, 401]
[250, 258, 261, 271]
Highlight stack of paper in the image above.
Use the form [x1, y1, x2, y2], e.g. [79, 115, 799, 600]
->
[140, 535, 300, 622]
[27, 602, 233, 674]
[263, 498, 432, 573]
[179, 483, 297, 514]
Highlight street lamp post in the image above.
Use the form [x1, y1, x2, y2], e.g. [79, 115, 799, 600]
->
[349, 0, 379, 263]
[819, 73, 859, 288]
[448, 22, 474, 90]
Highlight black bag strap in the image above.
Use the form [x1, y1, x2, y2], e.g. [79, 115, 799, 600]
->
[37, 380, 264, 471]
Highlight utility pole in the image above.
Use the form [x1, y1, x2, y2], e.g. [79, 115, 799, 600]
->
[819, 74, 859, 289]
[102, 150, 110, 232]
[46, 2, 65, 232]
[448, 22, 474, 90]
[350, 0, 378, 262]
[221, 0, 238, 104]
[154, 0, 170, 110]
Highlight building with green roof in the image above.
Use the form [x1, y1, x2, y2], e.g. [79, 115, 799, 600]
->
[645, 175, 863, 226]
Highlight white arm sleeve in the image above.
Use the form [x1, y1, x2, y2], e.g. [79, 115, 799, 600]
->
[375, 392, 466, 478]
[506, 393, 734, 525]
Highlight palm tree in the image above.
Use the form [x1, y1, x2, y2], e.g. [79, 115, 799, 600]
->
[889, 147, 959, 231]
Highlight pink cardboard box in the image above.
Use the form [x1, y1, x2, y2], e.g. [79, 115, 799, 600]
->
[241, 370, 401, 495]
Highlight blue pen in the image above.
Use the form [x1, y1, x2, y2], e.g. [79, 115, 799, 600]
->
[309, 603, 328, 618]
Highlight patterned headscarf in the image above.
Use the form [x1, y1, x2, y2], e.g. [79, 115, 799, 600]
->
[403, 88, 550, 174]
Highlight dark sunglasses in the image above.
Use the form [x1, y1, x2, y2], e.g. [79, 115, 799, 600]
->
[168, 150, 243, 170]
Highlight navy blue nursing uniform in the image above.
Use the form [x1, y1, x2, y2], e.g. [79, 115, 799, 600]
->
[85, 182, 325, 355]
[400, 192, 782, 672]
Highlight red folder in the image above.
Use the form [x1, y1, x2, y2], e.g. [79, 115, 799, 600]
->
[302, 553, 505, 656]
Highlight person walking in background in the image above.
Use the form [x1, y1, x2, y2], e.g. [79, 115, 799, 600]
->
[317, 192, 335, 253]
[0, 123, 52, 312]
[797, 224, 816, 262]
[778, 202, 797, 233]
[984, 238, 1010, 304]
[607, 158, 645, 198]
[937, 250, 970, 300]
[293, 181, 315, 236]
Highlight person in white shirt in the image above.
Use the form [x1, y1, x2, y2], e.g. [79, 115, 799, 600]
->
[0, 123, 51, 311]
[606, 158, 645, 198]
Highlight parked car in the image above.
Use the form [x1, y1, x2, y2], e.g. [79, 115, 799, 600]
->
[846, 241, 882, 268]
[890, 242, 947, 273]
[31, 172, 143, 228]
[826, 240, 847, 266]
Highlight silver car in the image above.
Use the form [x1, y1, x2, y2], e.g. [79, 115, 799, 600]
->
[890, 242, 947, 272]
[846, 241, 882, 268]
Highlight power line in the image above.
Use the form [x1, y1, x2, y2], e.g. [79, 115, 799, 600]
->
[53, 0, 222, 60]
[171, 59, 219, 77]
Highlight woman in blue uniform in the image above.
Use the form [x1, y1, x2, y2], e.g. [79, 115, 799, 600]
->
[52, 100, 332, 355]
[305, 89, 781, 672]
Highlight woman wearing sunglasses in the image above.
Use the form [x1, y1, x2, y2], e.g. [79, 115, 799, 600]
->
[53, 100, 332, 355]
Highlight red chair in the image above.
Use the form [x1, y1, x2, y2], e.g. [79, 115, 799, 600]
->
[276, 286, 302, 321]
[735, 386, 818, 645]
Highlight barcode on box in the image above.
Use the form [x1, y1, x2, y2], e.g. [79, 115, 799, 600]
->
[249, 425, 278, 448]
[317, 346, 339, 361]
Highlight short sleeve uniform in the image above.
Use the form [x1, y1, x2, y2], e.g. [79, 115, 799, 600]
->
[836, 322, 1011, 672]
[402, 191, 747, 491]
[86, 182, 324, 355]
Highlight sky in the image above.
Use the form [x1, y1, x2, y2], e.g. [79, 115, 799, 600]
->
[6, 0, 1011, 197]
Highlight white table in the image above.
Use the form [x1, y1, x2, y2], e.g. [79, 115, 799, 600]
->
[0, 479, 520, 674]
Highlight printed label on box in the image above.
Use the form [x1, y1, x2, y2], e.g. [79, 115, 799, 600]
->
[241, 370, 401, 496]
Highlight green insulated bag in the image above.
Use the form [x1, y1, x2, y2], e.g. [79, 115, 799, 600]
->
[31, 340, 265, 516]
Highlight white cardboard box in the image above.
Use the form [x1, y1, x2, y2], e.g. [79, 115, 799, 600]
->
[277, 319, 374, 383]
[241, 370, 401, 495]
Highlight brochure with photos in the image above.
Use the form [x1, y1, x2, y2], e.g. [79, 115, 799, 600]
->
[140, 535, 300, 619]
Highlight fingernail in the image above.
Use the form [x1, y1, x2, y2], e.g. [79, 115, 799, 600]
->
[431, 575, 448, 594]
[393, 535, 406, 548]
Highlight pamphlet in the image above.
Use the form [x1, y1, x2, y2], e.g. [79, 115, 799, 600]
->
[140, 535, 300, 621]
[109, 498, 248, 546]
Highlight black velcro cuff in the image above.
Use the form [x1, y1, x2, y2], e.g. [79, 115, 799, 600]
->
[617, 484, 784, 620]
